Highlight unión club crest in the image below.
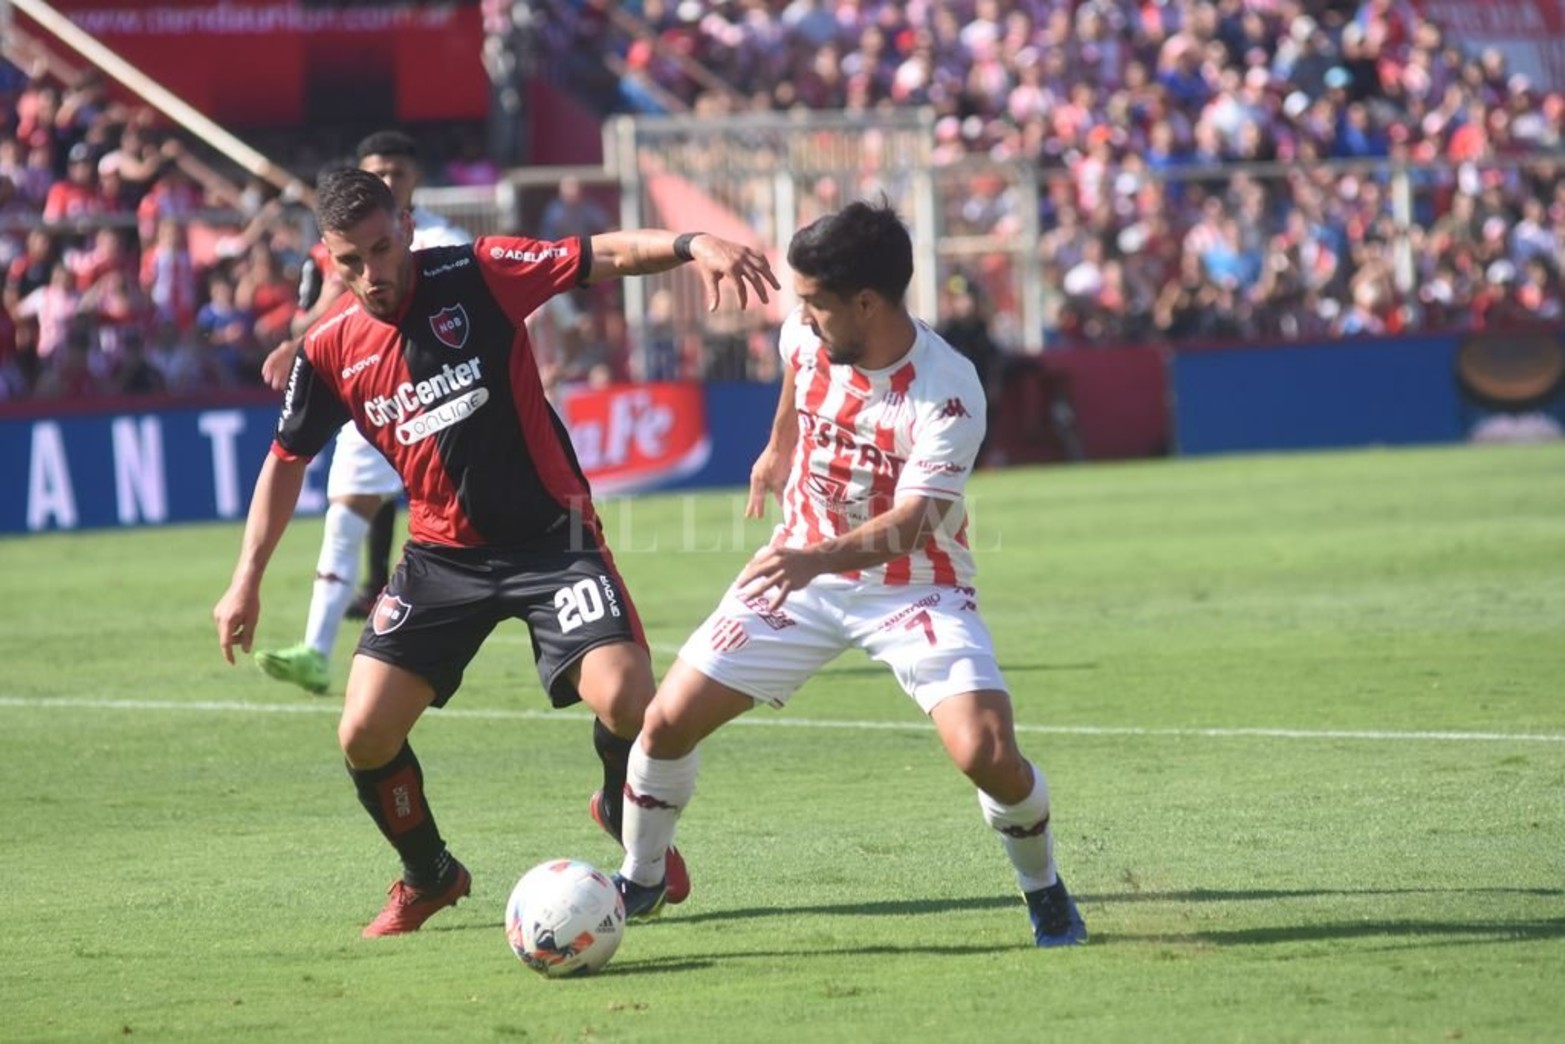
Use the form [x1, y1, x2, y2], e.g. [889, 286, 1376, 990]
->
[429, 304, 470, 350]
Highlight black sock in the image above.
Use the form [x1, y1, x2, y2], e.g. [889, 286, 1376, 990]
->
[593, 719, 634, 842]
[362, 500, 397, 592]
[348, 742, 452, 889]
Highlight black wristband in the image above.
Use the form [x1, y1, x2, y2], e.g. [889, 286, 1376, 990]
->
[673, 232, 702, 262]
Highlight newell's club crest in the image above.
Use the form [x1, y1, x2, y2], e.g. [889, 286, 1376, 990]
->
[429, 304, 470, 350]
[372, 595, 412, 636]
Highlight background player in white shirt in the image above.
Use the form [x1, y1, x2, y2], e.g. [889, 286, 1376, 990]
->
[612, 201, 1087, 947]
[255, 130, 471, 695]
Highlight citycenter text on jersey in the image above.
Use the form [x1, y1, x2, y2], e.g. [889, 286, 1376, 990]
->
[363, 358, 485, 428]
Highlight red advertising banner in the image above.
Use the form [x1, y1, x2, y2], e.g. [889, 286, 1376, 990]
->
[556, 382, 713, 496]
[1416, 0, 1565, 90]
[22, 2, 487, 127]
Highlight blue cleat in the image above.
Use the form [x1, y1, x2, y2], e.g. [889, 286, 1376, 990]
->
[1025, 876, 1088, 948]
[612, 873, 668, 923]
[590, 789, 690, 905]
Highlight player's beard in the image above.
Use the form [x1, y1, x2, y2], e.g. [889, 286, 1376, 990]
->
[356, 258, 411, 320]
[823, 334, 865, 366]
[820, 333, 870, 369]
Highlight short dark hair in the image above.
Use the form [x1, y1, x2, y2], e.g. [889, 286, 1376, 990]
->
[786, 200, 913, 304]
[315, 168, 397, 234]
[356, 129, 418, 163]
[314, 156, 356, 187]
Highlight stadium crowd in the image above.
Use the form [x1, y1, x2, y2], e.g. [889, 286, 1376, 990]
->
[548, 0, 1565, 346]
[5, 0, 1565, 402]
[0, 63, 307, 401]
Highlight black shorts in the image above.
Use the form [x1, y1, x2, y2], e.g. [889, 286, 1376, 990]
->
[354, 541, 646, 707]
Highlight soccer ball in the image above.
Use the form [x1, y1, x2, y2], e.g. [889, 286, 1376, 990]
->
[505, 859, 625, 978]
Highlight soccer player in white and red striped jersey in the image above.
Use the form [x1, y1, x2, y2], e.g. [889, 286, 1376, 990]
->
[614, 201, 1087, 947]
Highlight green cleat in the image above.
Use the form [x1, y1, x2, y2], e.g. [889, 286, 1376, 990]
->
[255, 644, 330, 695]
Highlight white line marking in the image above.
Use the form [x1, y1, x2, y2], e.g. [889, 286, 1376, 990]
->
[1, 697, 1561, 743]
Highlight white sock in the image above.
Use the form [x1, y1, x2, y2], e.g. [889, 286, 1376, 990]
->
[977, 761, 1058, 893]
[620, 744, 699, 887]
[303, 502, 370, 656]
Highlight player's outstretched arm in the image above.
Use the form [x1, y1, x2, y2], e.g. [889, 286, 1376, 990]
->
[584, 230, 779, 311]
[739, 494, 959, 609]
[746, 363, 799, 519]
[212, 454, 310, 663]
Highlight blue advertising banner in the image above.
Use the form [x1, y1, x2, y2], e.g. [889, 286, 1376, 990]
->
[1171, 335, 1466, 455]
[0, 383, 780, 535]
[1, 396, 325, 534]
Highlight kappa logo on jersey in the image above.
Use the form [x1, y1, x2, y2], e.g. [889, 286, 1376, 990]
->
[709, 617, 750, 653]
[429, 304, 469, 350]
[371, 594, 412, 636]
[939, 397, 971, 419]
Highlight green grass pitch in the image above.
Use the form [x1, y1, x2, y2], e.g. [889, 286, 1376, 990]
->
[3, 442, 1562, 1042]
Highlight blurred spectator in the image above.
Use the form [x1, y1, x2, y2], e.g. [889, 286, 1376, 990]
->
[111, 328, 166, 396]
[140, 217, 198, 330]
[538, 174, 612, 241]
[65, 227, 132, 290]
[33, 321, 103, 400]
[196, 271, 255, 383]
[42, 142, 106, 231]
[15, 262, 82, 373]
[443, 132, 501, 187]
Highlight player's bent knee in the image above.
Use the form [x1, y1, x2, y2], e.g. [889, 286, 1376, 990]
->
[932, 690, 1026, 792]
[574, 641, 655, 733]
[639, 662, 754, 758]
[338, 717, 405, 769]
[639, 701, 697, 757]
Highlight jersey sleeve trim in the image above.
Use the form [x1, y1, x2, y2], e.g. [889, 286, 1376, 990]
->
[895, 484, 963, 501]
[575, 235, 592, 287]
[269, 440, 312, 463]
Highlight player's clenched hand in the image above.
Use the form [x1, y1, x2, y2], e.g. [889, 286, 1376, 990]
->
[745, 446, 789, 518]
[737, 546, 821, 610]
[212, 584, 260, 664]
[688, 235, 780, 312]
[260, 338, 301, 392]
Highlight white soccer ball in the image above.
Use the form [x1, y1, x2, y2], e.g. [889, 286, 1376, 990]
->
[505, 859, 625, 978]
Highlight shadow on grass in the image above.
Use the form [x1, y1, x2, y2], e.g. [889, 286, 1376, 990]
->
[603, 918, 1565, 969]
[667, 885, 1564, 926]
[1094, 886, 1565, 903]
[1114, 918, 1565, 946]
[655, 887, 1565, 949]
[432, 887, 1565, 954]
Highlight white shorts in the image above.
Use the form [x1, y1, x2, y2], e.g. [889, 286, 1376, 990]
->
[326, 423, 403, 500]
[678, 572, 1007, 714]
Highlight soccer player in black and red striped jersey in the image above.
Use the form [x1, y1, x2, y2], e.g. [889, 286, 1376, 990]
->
[213, 168, 778, 938]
